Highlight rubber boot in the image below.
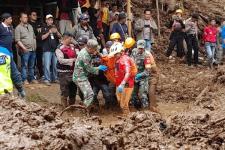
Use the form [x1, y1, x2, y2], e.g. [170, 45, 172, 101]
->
[61, 96, 68, 108]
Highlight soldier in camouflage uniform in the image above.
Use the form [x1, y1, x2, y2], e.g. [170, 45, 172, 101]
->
[131, 40, 159, 110]
[73, 39, 108, 107]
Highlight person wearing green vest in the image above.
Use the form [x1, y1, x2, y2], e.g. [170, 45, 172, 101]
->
[0, 46, 25, 97]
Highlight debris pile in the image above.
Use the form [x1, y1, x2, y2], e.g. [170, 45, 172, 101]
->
[165, 105, 225, 149]
[0, 96, 104, 150]
[1, 94, 225, 149]
[213, 67, 225, 84]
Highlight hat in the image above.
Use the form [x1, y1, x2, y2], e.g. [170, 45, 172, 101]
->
[1, 13, 12, 21]
[77, 36, 88, 45]
[46, 14, 53, 19]
[118, 13, 126, 20]
[137, 40, 146, 49]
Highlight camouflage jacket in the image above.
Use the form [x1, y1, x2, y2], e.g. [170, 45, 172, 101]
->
[73, 48, 99, 82]
[131, 48, 156, 79]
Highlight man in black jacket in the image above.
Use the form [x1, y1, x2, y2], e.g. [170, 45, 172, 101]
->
[29, 11, 43, 78]
[41, 14, 61, 86]
[166, 9, 186, 59]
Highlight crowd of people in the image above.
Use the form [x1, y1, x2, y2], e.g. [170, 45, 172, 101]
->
[165, 9, 225, 68]
[0, 0, 225, 115]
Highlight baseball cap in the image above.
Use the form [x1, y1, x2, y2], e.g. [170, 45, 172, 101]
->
[137, 40, 146, 49]
[77, 36, 88, 45]
[46, 14, 53, 19]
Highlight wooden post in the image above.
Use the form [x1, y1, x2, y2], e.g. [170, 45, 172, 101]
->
[156, 0, 161, 37]
[127, 0, 132, 37]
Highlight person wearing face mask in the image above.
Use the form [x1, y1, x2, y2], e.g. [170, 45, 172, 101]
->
[203, 18, 218, 68]
[134, 8, 158, 52]
[72, 13, 97, 41]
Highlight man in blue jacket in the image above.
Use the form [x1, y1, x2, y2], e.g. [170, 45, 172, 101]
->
[0, 13, 25, 97]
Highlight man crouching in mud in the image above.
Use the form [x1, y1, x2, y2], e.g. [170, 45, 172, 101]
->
[73, 39, 108, 108]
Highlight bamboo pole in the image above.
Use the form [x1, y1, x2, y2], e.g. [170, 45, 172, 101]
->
[156, 0, 161, 37]
[127, 0, 132, 37]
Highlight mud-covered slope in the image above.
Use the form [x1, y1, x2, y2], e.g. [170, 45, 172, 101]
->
[1, 83, 225, 150]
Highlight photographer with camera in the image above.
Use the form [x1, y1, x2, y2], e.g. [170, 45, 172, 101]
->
[41, 14, 61, 86]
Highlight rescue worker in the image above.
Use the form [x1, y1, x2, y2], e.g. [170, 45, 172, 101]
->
[73, 39, 108, 108]
[110, 32, 121, 43]
[89, 53, 111, 108]
[102, 41, 113, 56]
[0, 46, 13, 95]
[131, 40, 159, 112]
[0, 46, 25, 96]
[124, 37, 136, 56]
[55, 32, 77, 108]
[72, 13, 97, 41]
[108, 42, 137, 115]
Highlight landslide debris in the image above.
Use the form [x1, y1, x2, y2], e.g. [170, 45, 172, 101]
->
[1, 92, 225, 149]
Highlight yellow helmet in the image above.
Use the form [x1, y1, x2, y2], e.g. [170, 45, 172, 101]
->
[176, 9, 183, 14]
[124, 37, 136, 49]
[108, 42, 124, 57]
[110, 33, 121, 40]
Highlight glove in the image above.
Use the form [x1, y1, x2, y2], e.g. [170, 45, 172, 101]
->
[18, 89, 26, 98]
[117, 84, 124, 93]
[98, 65, 108, 71]
[135, 73, 143, 80]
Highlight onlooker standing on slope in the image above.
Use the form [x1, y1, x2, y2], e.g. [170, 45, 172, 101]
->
[41, 14, 61, 86]
[15, 12, 37, 84]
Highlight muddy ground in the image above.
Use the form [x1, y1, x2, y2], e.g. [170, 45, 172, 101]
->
[1, 60, 225, 149]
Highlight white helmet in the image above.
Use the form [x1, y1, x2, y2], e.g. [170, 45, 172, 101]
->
[108, 42, 124, 57]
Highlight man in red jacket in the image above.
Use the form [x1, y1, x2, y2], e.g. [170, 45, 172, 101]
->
[203, 18, 218, 68]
